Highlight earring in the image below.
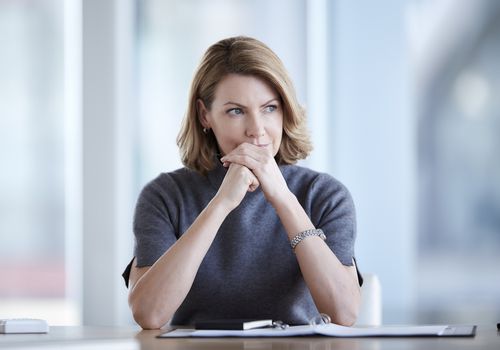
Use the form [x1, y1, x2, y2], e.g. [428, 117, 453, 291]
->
[203, 128, 208, 134]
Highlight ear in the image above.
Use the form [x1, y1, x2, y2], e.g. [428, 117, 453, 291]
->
[197, 99, 211, 129]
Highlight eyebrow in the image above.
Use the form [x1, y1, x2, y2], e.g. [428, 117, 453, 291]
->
[223, 98, 279, 108]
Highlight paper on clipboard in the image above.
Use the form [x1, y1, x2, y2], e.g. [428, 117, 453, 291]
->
[159, 323, 451, 338]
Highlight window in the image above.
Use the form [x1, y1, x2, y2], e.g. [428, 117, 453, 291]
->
[416, 1, 500, 323]
[0, 0, 78, 324]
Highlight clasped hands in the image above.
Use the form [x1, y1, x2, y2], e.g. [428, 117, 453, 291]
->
[216, 143, 290, 210]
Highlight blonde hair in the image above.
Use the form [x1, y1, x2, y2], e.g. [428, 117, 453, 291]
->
[177, 36, 312, 174]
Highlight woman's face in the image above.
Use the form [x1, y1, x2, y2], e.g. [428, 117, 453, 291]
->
[199, 74, 283, 157]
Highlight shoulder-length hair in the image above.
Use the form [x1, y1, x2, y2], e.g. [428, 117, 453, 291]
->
[177, 36, 312, 175]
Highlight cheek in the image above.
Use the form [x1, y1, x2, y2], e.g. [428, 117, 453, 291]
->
[212, 129, 241, 155]
[271, 118, 284, 152]
[272, 117, 284, 139]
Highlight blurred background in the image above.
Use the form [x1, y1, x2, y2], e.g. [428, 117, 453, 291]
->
[0, 0, 499, 326]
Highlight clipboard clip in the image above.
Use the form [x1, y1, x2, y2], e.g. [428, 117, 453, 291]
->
[272, 320, 289, 329]
[271, 313, 331, 330]
[309, 313, 331, 326]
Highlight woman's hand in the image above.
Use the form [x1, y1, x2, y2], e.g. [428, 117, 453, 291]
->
[214, 162, 260, 211]
[220, 143, 291, 206]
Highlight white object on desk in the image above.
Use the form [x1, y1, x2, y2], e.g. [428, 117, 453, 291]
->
[0, 319, 49, 334]
[355, 273, 382, 326]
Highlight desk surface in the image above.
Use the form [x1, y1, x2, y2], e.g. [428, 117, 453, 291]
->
[0, 325, 498, 349]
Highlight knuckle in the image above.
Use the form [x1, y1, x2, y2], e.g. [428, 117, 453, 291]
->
[237, 166, 248, 176]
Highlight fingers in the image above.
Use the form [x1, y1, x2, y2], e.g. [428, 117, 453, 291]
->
[216, 163, 261, 210]
[248, 170, 260, 192]
[220, 143, 272, 171]
[241, 165, 260, 192]
[227, 163, 260, 192]
[221, 143, 290, 206]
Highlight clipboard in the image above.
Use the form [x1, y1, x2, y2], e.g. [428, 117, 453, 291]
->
[158, 323, 476, 338]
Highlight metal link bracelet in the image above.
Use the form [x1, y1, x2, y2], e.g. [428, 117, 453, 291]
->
[290, 228, 326, 251]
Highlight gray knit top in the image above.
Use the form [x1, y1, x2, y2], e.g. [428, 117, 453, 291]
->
[123, 161, 362, 325]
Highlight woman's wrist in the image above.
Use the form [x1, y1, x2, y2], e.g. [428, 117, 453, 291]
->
[210, 193, 237, 216]
[267, 188, 296, 209]
[270, 191, 316, 240]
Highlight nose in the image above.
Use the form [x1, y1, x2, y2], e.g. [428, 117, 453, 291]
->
[246, 114, 265, 139]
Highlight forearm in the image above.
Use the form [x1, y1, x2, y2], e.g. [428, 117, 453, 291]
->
[129, 197, 230, 328]
[294, 239, 361, 325]
[273, 193, 361, 326]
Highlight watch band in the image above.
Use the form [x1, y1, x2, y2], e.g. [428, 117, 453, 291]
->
[290, 228, 326, 250]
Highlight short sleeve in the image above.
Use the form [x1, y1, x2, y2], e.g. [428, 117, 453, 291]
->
[122, 175, 178, 287]
[309, 174, 363, 286]
[133, 178, 178, 266]
[309, 174, 357, 267]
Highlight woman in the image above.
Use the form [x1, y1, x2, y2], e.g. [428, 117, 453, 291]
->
[123, 36, 362, 329]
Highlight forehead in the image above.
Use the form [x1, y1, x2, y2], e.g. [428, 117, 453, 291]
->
[213, 74, 279, 105]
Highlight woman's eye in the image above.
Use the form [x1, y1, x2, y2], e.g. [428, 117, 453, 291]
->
[264, 105, 277, 113]
[227, 108, 243, 116]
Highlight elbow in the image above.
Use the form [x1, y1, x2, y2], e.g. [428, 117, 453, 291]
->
[334, 311, 358, 327]
[134, 313, 165, 330]
[327, 286, 362, 327]
[129, 292, 170, 330]
[330, 304, 359, 327]
[131, 304, 170, 330]
[340, 288, 362, 326]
